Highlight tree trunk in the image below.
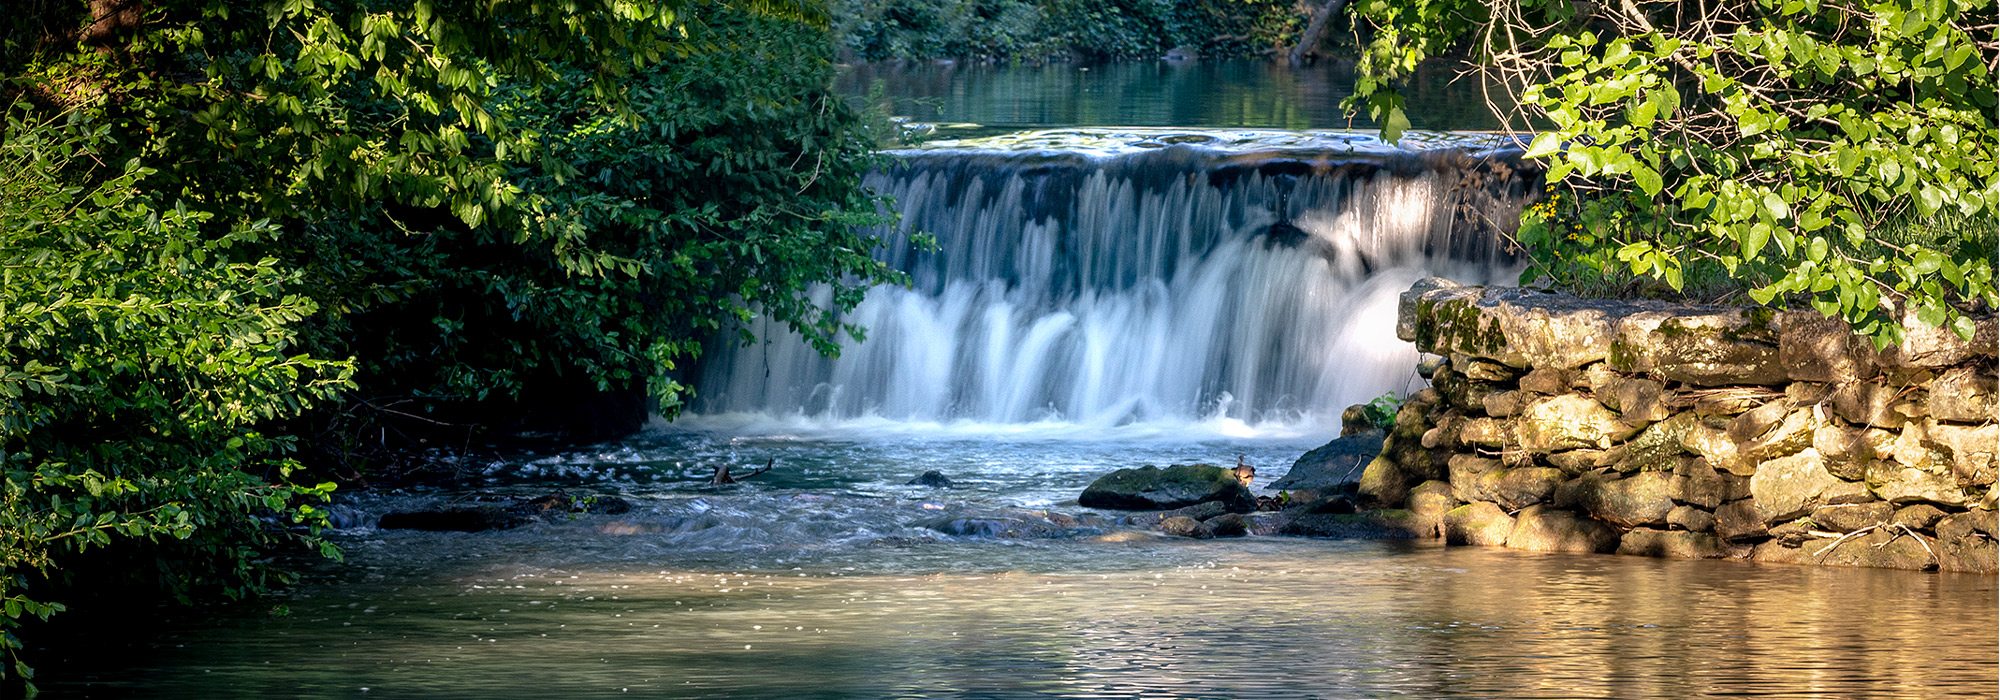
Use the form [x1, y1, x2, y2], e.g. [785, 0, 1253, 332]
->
[1288, 0, 1350, 65]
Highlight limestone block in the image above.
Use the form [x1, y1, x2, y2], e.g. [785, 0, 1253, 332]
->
[1724, 400, 1787, 444]
[1618, 528, 1727, 559]
[1676, 460, 1751, 509]
[1866, 461, 1970, 507]
[1457, 467, 1566, 511]
[1925, 421, 1998, 488]
[1684, 422, 1751, 476]
[1518, 367, 1577, 395]
[1740, 408, 1822, 461]
[1461, 358, 1518, 383]
[1748, 449, 1872, 522]
[1814, 528, 1938, 570]
[1714, 499, 1768, 541]
[1516, 394, 1638, 451]
[1546, 449, 1607, 475]
[1890, 504, 1948, 531]
[1358, 454, 1413, 508]
[1928, 367, 1998, 423]
[1937, 532, 1998, 574]
[1407, 480, 1460, 538]
[1457, 418, 1510, 448]
[1624, 413, 1696, 468]
[1811, 423, 1874, 480]
[1832, 382, 1911, 429]
[1507, 505, 1620, 553]
[1666, 505, 1717, 532]
[1809, 502, 1894, 533]
[1778, 311, 1880, 383]
[1879, 309, 1999, 368]
[1405, 286, 1630, 369]
[1481, 390, 1526, 418]
[1612, 310, 1787, 386]
[1750, 540, 1808, 564]
[1597, 376, 1674, 424]
[1396, 277, 1466, 342]
[1785, 382, 1833, 405]
[1573, 471, 1680, 528]
[1391, 402, 1433, 439]
[1888, 421, 1944, 471]
[1442, 502, 1517, 546]
[1694, 387, 1780, 417]
[1934, 511, 1998, 572]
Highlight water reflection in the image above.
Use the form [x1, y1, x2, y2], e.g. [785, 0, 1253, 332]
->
[57, 541, 1997, 698]
[838, 59, 1524, 134]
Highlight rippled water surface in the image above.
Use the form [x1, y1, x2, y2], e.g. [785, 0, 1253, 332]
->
[52, 426, 2000, 698]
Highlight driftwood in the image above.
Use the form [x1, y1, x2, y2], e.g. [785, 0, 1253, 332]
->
[712, 458, 773, 485]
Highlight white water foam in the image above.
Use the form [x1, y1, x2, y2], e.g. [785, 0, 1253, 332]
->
[688, 134, 1529, 433]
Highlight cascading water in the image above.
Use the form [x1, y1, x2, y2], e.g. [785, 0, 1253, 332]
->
[692, 129, 1535, 432]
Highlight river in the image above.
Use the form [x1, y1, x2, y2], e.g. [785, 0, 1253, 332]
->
[46, 60, 1998, 698]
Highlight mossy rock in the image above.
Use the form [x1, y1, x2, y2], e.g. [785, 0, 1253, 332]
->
[1078, 464, 1254, 512]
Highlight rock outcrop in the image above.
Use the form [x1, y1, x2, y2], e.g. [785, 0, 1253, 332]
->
[1357, 280, 1997, 572]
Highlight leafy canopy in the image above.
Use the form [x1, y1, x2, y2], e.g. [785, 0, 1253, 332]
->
[3, 0, 896, 691]
[1348, 0, 1998, 346]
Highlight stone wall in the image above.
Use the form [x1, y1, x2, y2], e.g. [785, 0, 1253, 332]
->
[1361, 279, 1998, 572]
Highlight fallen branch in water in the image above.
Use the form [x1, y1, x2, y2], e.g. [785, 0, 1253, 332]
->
[713, 458, 774, 485]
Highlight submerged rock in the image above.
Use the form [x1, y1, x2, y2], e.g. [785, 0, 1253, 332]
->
[1506, 505, 1619, 553]
[1205, 513, 1251, 538]
[378, 492, 634, 532]
[907, 470, 956, 488]
[1617, 528, 1727, 559]
[1122, 501, 1229, 527]
[378, 507, 535, 532]
[919, 509, 1110, 539]
[1159, 515, 1212, 539]
[1442, 502, 1514, 546]
[1078, 464, 1255, 512]
[1280, 509, 1424, 539]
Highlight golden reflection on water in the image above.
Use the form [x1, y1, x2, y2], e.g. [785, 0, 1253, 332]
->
[62, 541, 1998, 698]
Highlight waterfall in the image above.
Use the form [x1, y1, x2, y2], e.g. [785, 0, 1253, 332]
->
[691, 131, 1535, 431]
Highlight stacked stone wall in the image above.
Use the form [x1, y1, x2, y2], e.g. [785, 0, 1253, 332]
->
[1365, 279, 1998, 572]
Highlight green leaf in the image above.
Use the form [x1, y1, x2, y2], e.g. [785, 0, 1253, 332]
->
[1380, 106, 1412, 144]
[1523, 133, 1563, 159]
[1631, 164, 1663, 197]
[1743, 222, 1772, 260]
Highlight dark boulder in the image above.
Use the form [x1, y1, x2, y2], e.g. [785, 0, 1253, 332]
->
[1078, 464, 1255, 512]
[919, 509, 1110, 539]
[906, 470, 956, 488]
[1205, 513, 1251, 537]
[1272, 433, 1384, 493]
[1159, 515, 1213, 539]
[1279, 508, 1424, 539]
[378, 507, 534, 532]
[378, 492, 633, 532]
[1122, 501, 1230, 527]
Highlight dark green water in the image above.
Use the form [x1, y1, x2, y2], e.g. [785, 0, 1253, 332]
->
[838, 59, 1522, 135]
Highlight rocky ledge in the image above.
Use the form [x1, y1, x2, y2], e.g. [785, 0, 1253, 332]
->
[1361, 279, 1997, 573]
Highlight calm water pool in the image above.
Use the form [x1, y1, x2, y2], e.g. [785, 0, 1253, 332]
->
[48, 427, 2000, 698]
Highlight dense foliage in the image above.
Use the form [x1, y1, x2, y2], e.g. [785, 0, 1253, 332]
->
[1348, 0, 1998, 346]
[0, 109, 350, 687]
[831, 0, 1312, 62]
[2, 0, 896, 690]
